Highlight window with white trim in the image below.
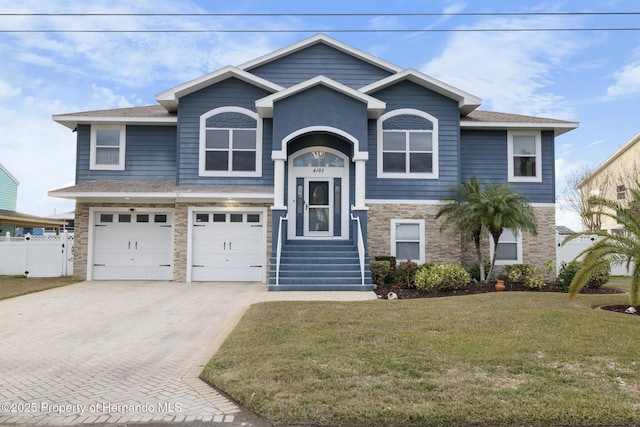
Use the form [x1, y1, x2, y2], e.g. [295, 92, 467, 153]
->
[617, 184, 626, 200]
[378, 109, 439, 179]
[90, 125, 126, 170]
[508, 130, 542, 182]
[390, 219, 425, 264]
[491, 228, 523, 265]
[199, 107, 261, 177]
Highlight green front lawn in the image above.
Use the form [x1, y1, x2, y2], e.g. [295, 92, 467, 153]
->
[0, 275, 80, 300]
[202, 282, 640, 426]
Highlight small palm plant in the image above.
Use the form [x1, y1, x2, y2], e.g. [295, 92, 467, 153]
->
[565, 185, 640, 306]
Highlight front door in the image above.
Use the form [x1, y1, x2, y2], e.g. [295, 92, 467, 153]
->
[305, 179, 332, 236]
[288, 146, 349, 240]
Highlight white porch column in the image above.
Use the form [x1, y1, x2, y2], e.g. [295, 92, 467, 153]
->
[272, 152, 287, 209]
[353, 152, 368, 209]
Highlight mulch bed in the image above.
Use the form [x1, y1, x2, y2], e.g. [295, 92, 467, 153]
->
[374, 281, 624, 300]
[374, 281, 639, 316]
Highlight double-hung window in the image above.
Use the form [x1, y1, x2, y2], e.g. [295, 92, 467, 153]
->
[390, 219, 425, 264]
[199, 107, 261, 177]
[90, 125, 126, 170]
[508, 130, 542, 182]
[378, 109, 439, 179]
[617, 184, 626, 200]
[491, 228, 522, 265]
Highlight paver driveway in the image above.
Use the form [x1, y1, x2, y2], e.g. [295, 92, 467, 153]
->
[0, 281, 375, 425]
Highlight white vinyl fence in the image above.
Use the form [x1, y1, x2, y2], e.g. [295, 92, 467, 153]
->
[556, 233, 631, 276]
[0, 232, 74, 277]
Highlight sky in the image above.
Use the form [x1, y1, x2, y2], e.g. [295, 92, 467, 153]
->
[1, 0, 640, 230]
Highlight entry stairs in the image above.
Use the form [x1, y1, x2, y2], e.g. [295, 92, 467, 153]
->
[269, 239, 374, 291]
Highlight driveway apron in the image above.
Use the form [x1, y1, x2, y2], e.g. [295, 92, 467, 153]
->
[0, 281, 376, 425]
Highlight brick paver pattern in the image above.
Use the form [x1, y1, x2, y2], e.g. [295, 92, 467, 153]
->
[0, 281, 260, 425]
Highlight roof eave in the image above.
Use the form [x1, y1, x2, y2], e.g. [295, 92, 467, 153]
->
[579, 131, 640, 187]
[460, 121, 579, 136]
[52, 115, 177, 130]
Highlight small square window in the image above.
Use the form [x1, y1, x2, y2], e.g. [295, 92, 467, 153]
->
[230, 214, 243, 223]
[213, 214, 226, 222]
[247, 214, 260, 223]
[136, 214, 149, 223]
[154, 214, 168, 223]
[196, 213, 209, 223]
[100, 214, 113, 223]
[118, 214, 131, 223]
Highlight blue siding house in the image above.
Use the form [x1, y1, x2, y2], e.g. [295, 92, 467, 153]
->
[50, 35, 578, 289]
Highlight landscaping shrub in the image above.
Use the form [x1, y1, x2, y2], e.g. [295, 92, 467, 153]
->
[503, 264, 545, 290]
[556, 261, 580, 291]
[370, 260, 390, 285]
[374, 255, 396, 266]
[556, 260, 610, 291]
[393, 260, 418, 289]
[414, 263, 471, 291]
[586, 261, 611, 289]
[467, 261, 491, 281]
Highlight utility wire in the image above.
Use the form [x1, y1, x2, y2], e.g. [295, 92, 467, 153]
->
[1, 12, 640, 16]
[1, 28, 640, 33]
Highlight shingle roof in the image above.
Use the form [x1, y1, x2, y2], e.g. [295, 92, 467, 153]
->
[49, 180, 274, 200]
[56, 105, 174, 118]
[462, 110, 575, 124]
[0, 209, 67, 228]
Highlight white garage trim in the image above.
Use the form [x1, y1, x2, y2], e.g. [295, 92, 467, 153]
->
[87, 207, 175, 281]
[186, 206, 268, 283]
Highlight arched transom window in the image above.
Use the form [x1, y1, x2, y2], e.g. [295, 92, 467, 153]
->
[199, 106, 261, 177]
[377, 109, 439, 179]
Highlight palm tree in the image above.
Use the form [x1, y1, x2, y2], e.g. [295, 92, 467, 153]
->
[436, 177, 486, 280]
[565, 185, 640, 306]
[478, 182, 538, 279]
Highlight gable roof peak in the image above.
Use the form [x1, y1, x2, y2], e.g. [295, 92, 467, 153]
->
[155, 65, 284, 112]
[238, 33, 403, 75]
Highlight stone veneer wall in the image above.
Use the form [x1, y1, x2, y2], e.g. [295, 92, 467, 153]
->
[74, 202, 272, 283]
[367, 203, 462, 264]
[460, 206, 556, 279]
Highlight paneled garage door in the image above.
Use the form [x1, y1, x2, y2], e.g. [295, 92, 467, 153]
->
[92, 211, 173, 280]
[191, 212, 263, 282]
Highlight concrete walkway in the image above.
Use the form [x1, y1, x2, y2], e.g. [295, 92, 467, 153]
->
[0, 281, 375, 425]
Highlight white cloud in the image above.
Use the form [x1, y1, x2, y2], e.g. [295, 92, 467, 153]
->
[91, 85, 135, 109]
[0, 80, 21, 98]
[422, 16, 585, 119]
[606, 60, 640, 99]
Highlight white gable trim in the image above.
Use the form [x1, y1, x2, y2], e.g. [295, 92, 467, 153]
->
[256, 75, 386, 119]
[238, 34, 403, 74]
[156, 66, 284, 112]
[360, 69, 482, 115]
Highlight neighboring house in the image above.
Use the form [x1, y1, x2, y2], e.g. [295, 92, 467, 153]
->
[49, 34, 578, 290]
[578, 132, 640, 234]
[0, 163, 19, 235]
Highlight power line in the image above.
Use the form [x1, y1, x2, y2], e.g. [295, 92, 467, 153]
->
[1, 12, 640, 17]
[1, 28, 640, 33]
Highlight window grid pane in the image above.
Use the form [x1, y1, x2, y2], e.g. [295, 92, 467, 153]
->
[514, 157, 536, 177]
[396, 242, 420, 260]
[96, 147, 119, 165]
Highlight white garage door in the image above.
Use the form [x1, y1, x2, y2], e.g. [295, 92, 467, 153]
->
[93, 211, 173, 280]
[191, 212, 263, 282]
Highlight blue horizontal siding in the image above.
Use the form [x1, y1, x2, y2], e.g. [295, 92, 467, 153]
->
[273, 85, 368, 154]
[76, 125, 177, 184]
[365, 80, 461, 200]
[177, 78, 274, 186]
[248, 42, 394, 89]
[460, 129, 555, 203]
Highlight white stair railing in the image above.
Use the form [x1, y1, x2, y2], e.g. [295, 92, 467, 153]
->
[275, 214, 288, 287]
[350, 212, 365, 286]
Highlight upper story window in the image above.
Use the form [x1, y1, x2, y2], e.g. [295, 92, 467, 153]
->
[617, 184, 626, 200]
[199, 106, 261, 177]
[508, 130, 542, 182]
[90, 125, 125, 170]
[377, 109, 439, 179]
